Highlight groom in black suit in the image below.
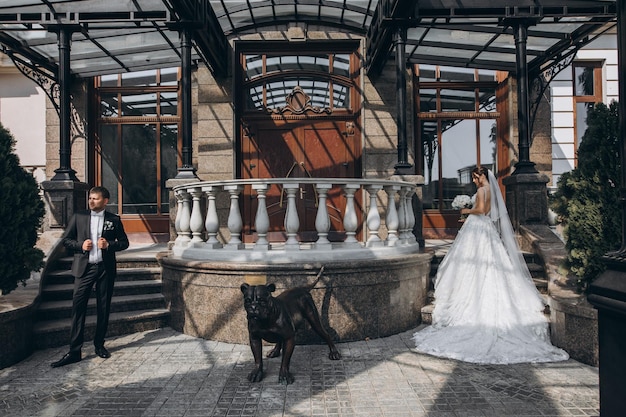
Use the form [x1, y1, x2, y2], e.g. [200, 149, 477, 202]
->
[51, 186, 129, 367]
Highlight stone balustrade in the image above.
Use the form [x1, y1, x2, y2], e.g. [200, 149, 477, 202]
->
[171, 178, 419, 261]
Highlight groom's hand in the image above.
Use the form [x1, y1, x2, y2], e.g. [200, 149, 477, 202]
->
[82, 239, 93, 251]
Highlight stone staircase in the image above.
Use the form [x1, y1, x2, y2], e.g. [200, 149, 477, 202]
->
[420, 250, 549, 325]
[33, 245, 170, 350]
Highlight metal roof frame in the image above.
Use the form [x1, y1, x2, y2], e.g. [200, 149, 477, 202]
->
[0, 1, 618, 81]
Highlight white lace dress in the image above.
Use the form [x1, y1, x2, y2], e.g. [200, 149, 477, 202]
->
[412, 211, 569, 364]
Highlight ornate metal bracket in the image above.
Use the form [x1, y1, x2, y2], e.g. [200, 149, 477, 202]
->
[6, 51, 86, 140]
[529, 54, 575, 144]
[267, 86, 332, 115]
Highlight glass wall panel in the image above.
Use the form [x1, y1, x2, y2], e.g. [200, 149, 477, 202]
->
[160, 68, 179, 86]
[245, 54, 263, 80]
[100, 93, 119, 117]
[121, 125, 158, 215]
[574, 66, 595, 96]
[266, 55, 330, 74]
[440, 120, 478, 209]
[160, 124, 178, 214]
[419, 89, 437, 112]
[576, 102, 594, 144]
[100, 125, 119, 214]
[440, 89, 476, 112]
[121, 70, 157, 87]
[101, 74, 118, 88]
[121, 93, 158, 117]
[333, 54, 350, 77]
[439, 67, 476, 82]
[160, 92, 178, 116]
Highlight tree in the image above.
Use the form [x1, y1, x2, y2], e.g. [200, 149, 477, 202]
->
[550, 101, 621, 291]
[0, 123, 45, 295]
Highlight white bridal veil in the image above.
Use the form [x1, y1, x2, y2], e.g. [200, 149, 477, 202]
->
[487, 170, 534, 284]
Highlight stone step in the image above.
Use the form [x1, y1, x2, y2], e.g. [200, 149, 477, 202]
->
[32, 308, 170, 350]
[54, 257, 161, 270]
[36, 293, 167, 320]
[41, 279, 163, 301]
[45, 267, 162, 285]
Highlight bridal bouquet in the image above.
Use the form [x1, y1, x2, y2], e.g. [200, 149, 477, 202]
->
[451, 194, 472, 222]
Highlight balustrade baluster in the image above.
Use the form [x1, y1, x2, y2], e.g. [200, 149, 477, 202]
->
[314, 183, 333, 250]
[283, 183, 300, 250]
[405, 187, 417, 244]
[224, 185, 244, 249]
[190, 187, 204, 244]
[178, 190, 192, 246]
[203, 185, 222, 249]
[365, 185, 383, 247]
[341, 183, 361, 248]
[174, 190, 184, 246]
[397, 187, 409, 244]
[252, 183, 270, 250]
[384, 185, 400, 246]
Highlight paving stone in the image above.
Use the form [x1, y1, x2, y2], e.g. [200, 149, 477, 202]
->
[0, 327, 599, 417]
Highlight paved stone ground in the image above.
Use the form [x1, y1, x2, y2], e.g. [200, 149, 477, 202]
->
[0, 326, 598, 417]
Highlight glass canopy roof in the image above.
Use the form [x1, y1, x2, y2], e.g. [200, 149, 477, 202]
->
[0, 0, 617, 80]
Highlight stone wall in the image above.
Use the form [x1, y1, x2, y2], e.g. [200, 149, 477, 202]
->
[159, 252, 432, 345]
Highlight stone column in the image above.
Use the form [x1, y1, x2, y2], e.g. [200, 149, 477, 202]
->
[40, 180, 90, 233]
[502, 172, 550, 229]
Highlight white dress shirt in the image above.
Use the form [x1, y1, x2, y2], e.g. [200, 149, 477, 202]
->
[89, 210, 105, 264]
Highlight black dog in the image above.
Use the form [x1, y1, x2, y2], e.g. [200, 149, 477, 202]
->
[240, 267, 341, 385]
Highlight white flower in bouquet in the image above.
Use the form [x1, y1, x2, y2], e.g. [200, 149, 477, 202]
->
[451, 194, 472, 210]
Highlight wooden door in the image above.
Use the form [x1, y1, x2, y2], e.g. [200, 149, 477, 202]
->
[242, 119, 361, 243]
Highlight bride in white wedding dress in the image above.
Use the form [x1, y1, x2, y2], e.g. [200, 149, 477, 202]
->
[412, 167, 569, 364]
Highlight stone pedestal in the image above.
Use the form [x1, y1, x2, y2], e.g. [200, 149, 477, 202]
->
[40, 180, 90, 232]
[502, 172, 549, 228]
[587, 255, 626, 417]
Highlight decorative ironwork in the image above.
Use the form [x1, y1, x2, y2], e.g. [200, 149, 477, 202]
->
[266, 86, 331, 115]
[529, 54, 575, 143]
[7, 51, 86, 140]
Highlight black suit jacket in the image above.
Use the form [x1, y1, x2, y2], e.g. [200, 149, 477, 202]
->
[62, 210, 129, 278]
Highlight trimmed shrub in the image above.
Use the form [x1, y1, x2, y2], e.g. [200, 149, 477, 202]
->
[550, 101, 621, 291]
[0, 123, 45, 295]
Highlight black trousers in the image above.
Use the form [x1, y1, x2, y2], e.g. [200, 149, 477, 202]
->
[68, 263, 114, 353]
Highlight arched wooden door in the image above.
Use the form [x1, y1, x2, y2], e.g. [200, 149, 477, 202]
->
[236, 40, 363, 244]
[241, 117, 361, 243]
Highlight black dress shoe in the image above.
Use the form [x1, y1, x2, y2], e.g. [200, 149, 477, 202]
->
[95, 346, 111, 358]
[51, 352, 81, 368]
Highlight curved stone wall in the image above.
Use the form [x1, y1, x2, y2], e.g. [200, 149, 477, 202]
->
[159, 252, 432, 344]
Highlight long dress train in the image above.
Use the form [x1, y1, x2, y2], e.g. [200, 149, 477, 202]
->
[412, 179, 569, 364]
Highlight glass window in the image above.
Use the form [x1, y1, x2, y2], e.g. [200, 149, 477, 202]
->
[121, 93, 158, 117]
[160, 124, 178, 214]
[121, 125, 158, 215]
[572, 61, 603, 161]
[333, 54, 350, 78]
[574, 65, 596, 96]
[416, 65, 499, 215]
[160, 92, 178, 116]
[243, 51, 354, 112]
[96, 68, 180, 221]
[101, 125, 119, 214]
[121, 70, 157, 87]
[100, 93, 119, 117]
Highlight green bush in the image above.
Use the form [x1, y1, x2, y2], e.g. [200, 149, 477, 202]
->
[0, 123, 45, 295]
[550, 102, 621, 291]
